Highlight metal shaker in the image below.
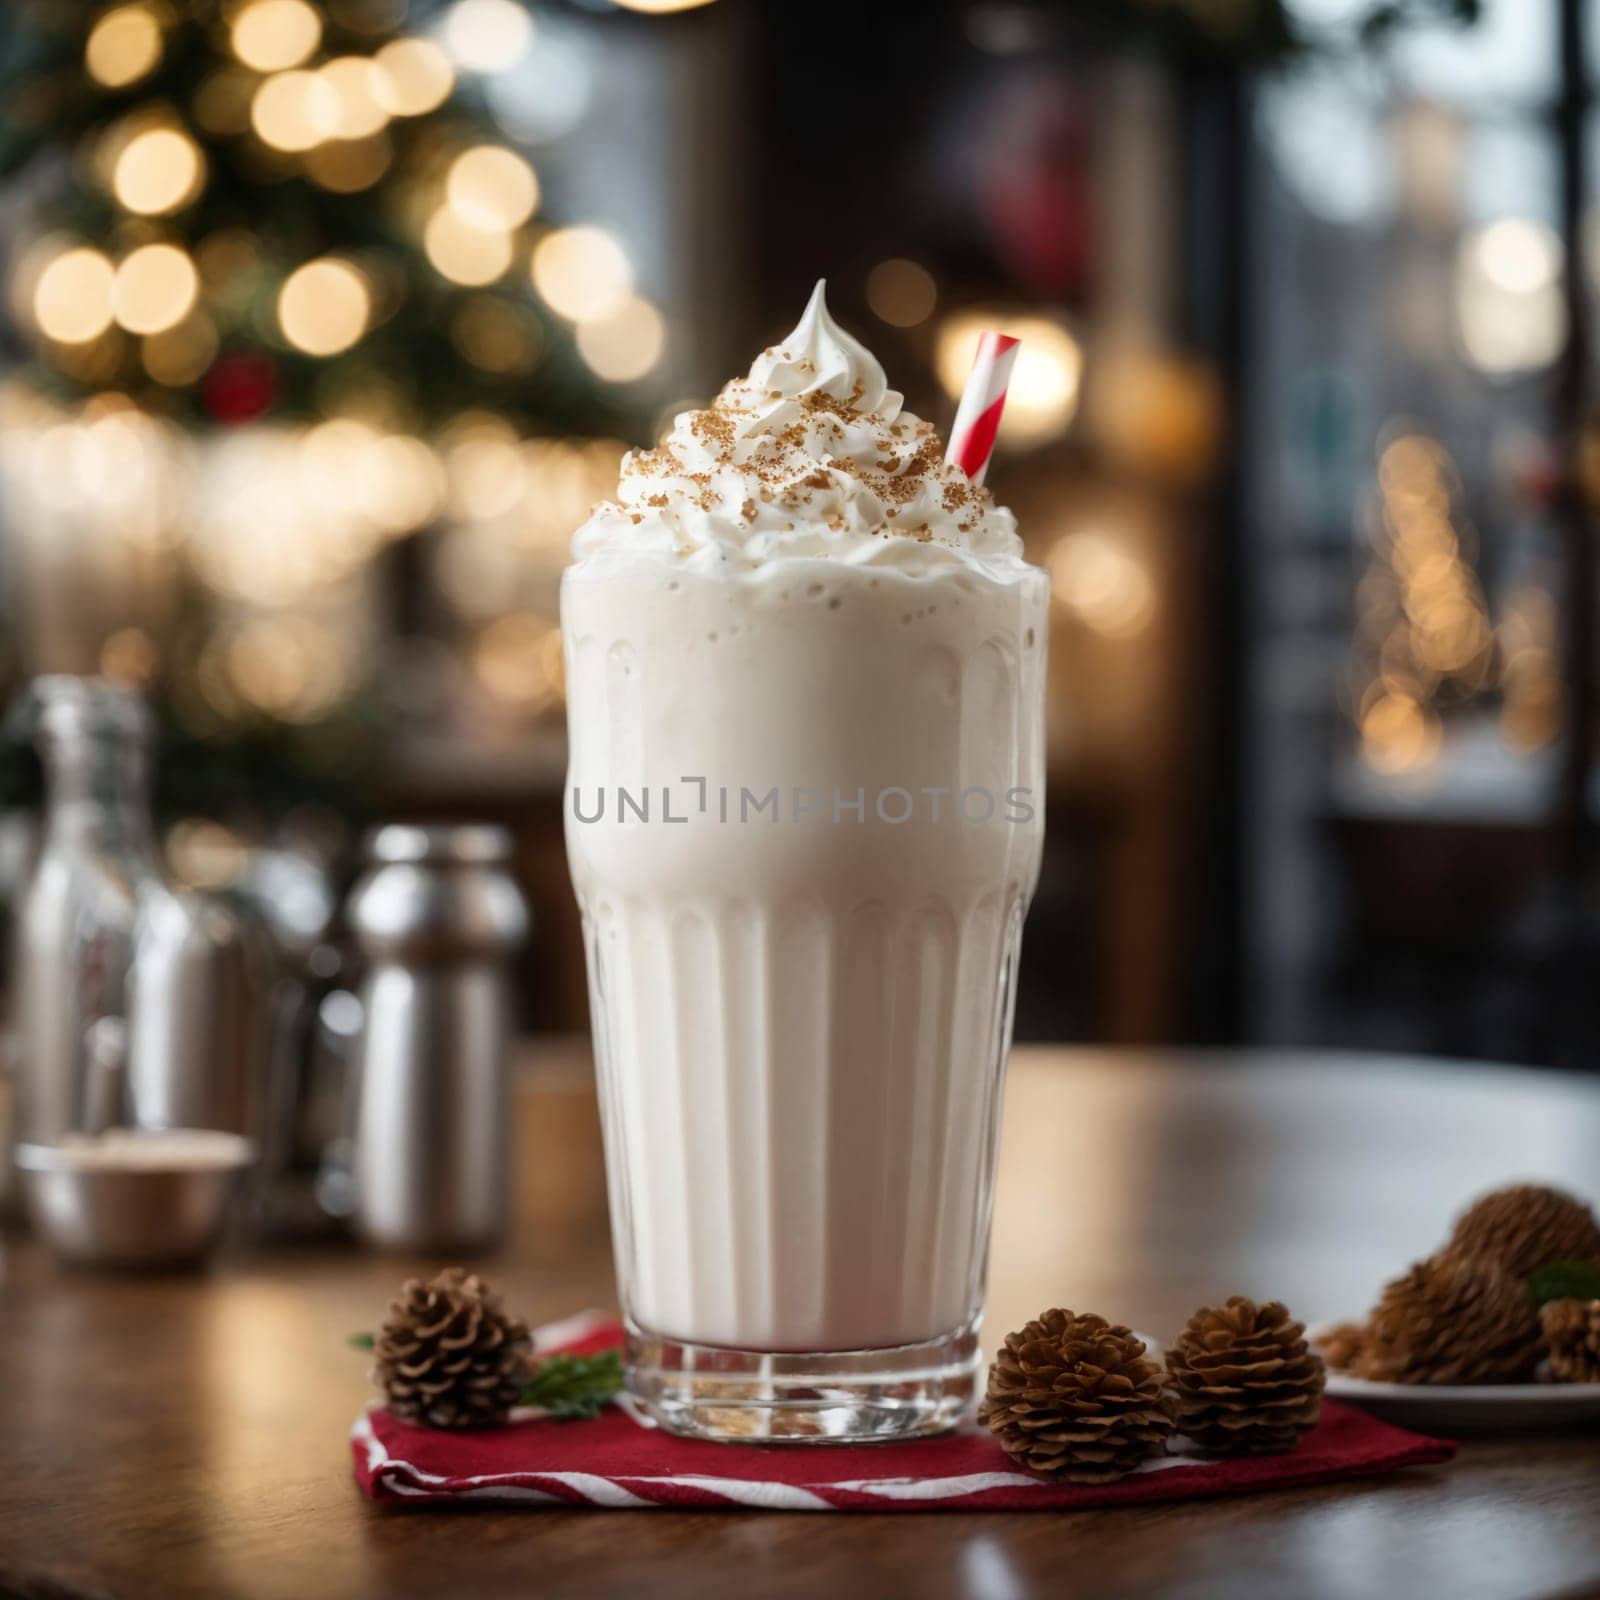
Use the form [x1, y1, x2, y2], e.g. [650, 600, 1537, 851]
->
[345, 825, 529, 1252]
[127, 886, 275, 1147]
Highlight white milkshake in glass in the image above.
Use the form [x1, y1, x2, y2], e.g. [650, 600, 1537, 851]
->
[563, 283, 1048, 1441]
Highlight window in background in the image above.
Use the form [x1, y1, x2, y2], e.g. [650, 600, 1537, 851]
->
[1244, 0, 1592, 1063]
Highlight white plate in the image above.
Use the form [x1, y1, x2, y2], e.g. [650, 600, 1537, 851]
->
[1313, 1322, 1600, 1432]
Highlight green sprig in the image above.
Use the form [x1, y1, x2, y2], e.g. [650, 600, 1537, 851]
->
[1528, 1262, 1600, 1306]
[518, 1350, 624, 1421]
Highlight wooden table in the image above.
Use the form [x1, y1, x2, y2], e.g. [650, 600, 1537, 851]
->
[3, 1045, 1599, 1600]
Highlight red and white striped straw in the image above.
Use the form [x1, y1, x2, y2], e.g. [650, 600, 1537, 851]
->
[945, 330, 1020, 485]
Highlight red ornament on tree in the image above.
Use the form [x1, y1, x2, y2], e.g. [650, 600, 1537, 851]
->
[976, 74, 1093, 301]
[202, 352, 279, 425]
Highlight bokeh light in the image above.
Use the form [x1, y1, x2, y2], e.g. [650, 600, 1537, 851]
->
[1090, 346, 1224, 482]
[1499, 586, 1561, 753]
[576, 295, 666, 383]
[447, 146, 539, 231]
[278, 258, 371, 355]
[166, 819, 249, 890]
[358, 434, 447, 532]
[319, 56, 390, 140]
[1475, 217, 1561, 295]
[252, 69, 340, 152]
[1456, 218, 1565, 375]
[452, 296, 541, 375]
[100, 626, 160, 688]
[1360, 692, 1443, 774]
[866, 258, 937, 328]
[372, 38, 455, 115]
[34, 249, 117, 344]
[225, 616, 348, 723]
[425, 207, 514, 286]
[531, 226, 632, 322]
[1351, 428, 1497, 773]
[112, 244, 199, 335]
[231, 0, 323, 72]
[472, 613, 560, 710]
[112, 127, 205, 215]
[85, 5, 163, 89]
[446, 426, 526, 520]
[444, 0, 534, 73]
[143, 313, 220, 387]
[303, 133, 393, 192]
[1047, 532, 1155, 638]
[39, 331, 127, 386]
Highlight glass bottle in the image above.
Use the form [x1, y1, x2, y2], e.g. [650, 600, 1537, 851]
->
[11, 678, 161, 1143]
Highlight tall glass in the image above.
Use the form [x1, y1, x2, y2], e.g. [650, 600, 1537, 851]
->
[563, 556, 1049, 1442]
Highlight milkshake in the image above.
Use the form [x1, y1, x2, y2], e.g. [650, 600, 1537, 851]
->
[563, 282, 1048, 1441]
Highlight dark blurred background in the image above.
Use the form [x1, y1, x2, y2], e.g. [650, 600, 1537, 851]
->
[0, 0, 1594, 1068]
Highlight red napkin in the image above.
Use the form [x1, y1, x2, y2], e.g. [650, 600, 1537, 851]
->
[351, 1313, 1455, 1512]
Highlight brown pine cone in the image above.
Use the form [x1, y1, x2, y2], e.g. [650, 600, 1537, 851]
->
[1165, 1297, 1324, 1455]
[1540, 1298, 1600, 1384]
[373, 1268, 532, 1428]
[1354, 1254, 1541, 1385]
[1445, 1184, 1600, 1279]
[1315, 1320, 1370, 1373]
[985, 1309, 1174, 1484]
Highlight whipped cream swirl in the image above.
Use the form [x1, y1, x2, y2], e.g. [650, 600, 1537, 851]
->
[569, 281, 1025, 577]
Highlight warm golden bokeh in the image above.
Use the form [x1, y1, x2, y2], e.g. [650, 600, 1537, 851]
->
[303, 134, 393, 192]
[452, 296, 541, 375]
[531, 226, 632, 323]
[278, 258, 371, 355]
[112, 127, 205, 216]
[424, 208, 514, 287]
[866, 258, 937, 328]
[33, 249, 118, 344]
[230, 0, 323, 73]
[472, 612, 561, 710]
[1352, 431, 1504, 773]
[319, 56, 390, 141]
[251, 69, 340, 152]
[112, 244, 199, 336]
[575, 295, 666, 383]
[371, 38, 455, 116]
[85, 5, 163, 89]
[447, 147, 539, 232]
[142, 314, 220, 387]
[1048, 532, 1156, 640]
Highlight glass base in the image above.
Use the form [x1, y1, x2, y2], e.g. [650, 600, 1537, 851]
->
[624, 1317, 982, 1444]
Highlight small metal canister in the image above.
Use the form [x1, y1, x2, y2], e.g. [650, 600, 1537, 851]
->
[345, 825, 528, 1252]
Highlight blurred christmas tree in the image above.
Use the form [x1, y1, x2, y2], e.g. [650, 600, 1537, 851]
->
[0, 0, 654, 824]
[0, 0, 643, 433]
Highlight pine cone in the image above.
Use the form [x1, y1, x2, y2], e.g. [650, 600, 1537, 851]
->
[985, 1309, 1174, 1483]
[1445, 1184, 1600, 1279]
[1354, 1255, 1541, 1385]
[1315, 1319, 1370, 1373]
[373, 1268, 532, 1428]
[1165, 1297, 1324, 1455]
[1540, 1298, 1600, 1384]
